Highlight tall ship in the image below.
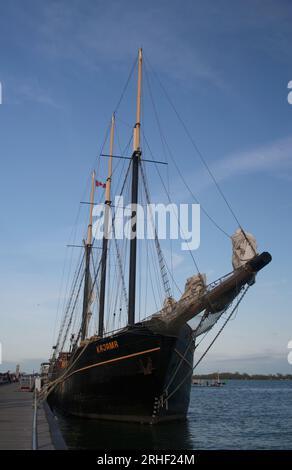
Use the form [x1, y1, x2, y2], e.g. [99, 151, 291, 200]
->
[46, 49, 271, 423]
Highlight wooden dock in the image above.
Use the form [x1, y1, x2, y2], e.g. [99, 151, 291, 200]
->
[0, 383, 57, 450]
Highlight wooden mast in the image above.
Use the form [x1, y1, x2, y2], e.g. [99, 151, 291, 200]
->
[98, 113, 115, 337]
[133, 48, 142, 151]
[128, 48, 142, 326]
[81, 170, 96, 341]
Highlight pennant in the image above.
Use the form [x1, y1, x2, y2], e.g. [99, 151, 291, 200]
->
[96, 180, 106, 188]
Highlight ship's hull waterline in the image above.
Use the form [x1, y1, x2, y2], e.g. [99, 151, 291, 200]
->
[48, 324, 195, 424]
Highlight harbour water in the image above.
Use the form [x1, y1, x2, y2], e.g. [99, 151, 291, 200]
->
[56, 380, 292, 450]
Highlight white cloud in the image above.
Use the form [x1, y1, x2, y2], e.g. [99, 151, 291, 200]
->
[16, 80, 61, 109]
[33, 1, 224, 88]
[191, 135, 292, 192]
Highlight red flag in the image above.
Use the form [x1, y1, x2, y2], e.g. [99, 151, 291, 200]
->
[95, 180, 106, 188]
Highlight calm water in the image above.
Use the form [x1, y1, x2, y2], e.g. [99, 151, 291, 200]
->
[56, 380, 292, 450]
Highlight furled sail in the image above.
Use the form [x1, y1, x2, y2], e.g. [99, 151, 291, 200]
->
[144, 251, 271, 335]
[232, 228, 257, 270]
[87, 272, 95, 310]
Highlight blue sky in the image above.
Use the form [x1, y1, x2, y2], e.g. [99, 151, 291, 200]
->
[0, 0, 292, 374]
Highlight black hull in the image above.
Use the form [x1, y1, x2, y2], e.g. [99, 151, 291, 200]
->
[48, 323, 195, 424]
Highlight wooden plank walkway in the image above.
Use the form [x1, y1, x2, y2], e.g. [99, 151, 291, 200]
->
[0, 383, 55, 450]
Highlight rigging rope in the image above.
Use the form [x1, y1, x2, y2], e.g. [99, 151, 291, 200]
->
[144, 55, 256, 255]
[144, 61, 230, 240]
[160, 285, 250, 407]
[142, 130, 201, 276]
[111, 214, 128, 309]
[96, 54, 138, 166]
[41, 341, 90, 402]
[59, 270, 85, 354]
[52, 251, 85, 358]
[140, 162, 172, 298]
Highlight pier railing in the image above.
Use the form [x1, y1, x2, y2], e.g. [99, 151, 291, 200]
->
[32, 390, 38, 450]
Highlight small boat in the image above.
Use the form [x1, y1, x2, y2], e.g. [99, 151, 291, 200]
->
[209, 373, 225, 387]
[192, 373, 225, 387]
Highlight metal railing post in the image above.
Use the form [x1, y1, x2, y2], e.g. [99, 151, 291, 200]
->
[32, 390, 38, 450]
